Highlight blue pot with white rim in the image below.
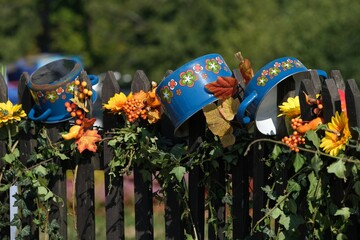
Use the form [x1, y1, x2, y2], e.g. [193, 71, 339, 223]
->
[156, 53, 232, 137]
[27, 58, 98, 123]
[237, 56, 327, 135]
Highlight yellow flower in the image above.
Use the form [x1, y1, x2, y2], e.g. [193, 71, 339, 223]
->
[103, 92, 127, 113]
[0, 100, 27, 128]
[278, 96, 301, 118]
[320, 111, 351, 156]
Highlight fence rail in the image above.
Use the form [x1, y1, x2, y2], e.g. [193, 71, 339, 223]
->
[1, 67, 360, 239]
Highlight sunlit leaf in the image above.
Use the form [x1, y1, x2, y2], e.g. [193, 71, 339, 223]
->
[334, 207, 351, 220]
[76, 129, 102, 153]
[327, 159, 346, 179]
[170, 166, 186, 182]
[70, 97, 89, 112]
[235, 51, 254, 84]
[204, 76, 238, 99]
[203, 103, 231, 137]
[293, 153, 305, 172]
[218, 98, 240, 121]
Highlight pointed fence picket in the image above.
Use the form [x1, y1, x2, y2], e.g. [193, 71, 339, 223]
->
[0, 68, 360, 240]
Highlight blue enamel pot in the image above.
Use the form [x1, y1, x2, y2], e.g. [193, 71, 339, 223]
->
[27, 58, 98, 123]
[237, 57, 327, 135]
[156, 53, 232, 136]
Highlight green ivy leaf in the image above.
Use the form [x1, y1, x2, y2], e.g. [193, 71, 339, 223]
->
[34, 165, 48, 177]
[307, 172, 322, 200]
[0, 184, 11, 192]
[261, 185, 276, 200]
[293, 153, 305, 172]
[279, 214, 290, 230]
[287, 180, 301, 193]
[310, 154, 323, 175]
[306, 130, 320, 149]
[327, 160, 346, 179]
[3, 152, 16, 164]
[271, 145, 282, 160]
[270, 207, 283, 219]
[353, 181, 360, 196]
[334, 207, 351, 220]
[170, 166, 186, 182]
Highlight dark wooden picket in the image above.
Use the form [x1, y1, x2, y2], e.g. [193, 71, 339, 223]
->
[1, 67, 360, 240]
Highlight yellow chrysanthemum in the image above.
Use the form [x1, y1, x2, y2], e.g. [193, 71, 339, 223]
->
[320, 111, 351, 156]
[278, 96, 301, 118]
[0, 100, 27, 128]
[103, 92, 127, 113]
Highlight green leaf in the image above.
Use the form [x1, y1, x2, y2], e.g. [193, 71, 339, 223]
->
[306, 130, 320, 149]
[334, 207, 351, 220]
[170, 166, 186, 182]
[3, 153, 16, 164]
[279, 214, 290, 230]
[310, 154, 323, 175]
[336, 233, 347, 240]
[34, 165, 48, 177]
[327, 160, 346, 179]
[293, 153, 305, 172]
[287, 180, 301, 193]
[270, 207, 283, 219]
[307, 171, 322, 200]
[37, 186, 48, 196]
[353, 181, 360, 196]
[261, 185, 276, 200]
[0, 184, 11, 192]
[271, 144, 282, 160]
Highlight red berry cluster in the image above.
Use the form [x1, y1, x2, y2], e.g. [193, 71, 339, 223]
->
[123, 98, 147, 123]
[281, 117, 306, 152]
[64, 78, 93, 125]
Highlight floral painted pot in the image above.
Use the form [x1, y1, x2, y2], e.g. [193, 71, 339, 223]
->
[156, 53, 232, 136]
[27, 59, 98, 123]
[237, 57, 327, 135]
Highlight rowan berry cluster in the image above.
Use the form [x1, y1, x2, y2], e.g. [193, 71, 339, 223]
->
[123, 98, 147, 123]
[64, 77, 93, 125]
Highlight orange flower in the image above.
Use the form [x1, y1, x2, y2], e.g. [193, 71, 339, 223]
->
[146, 88, 161, 108]
[103, 92, 127, 113]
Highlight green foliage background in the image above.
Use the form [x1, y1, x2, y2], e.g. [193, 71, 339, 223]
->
[1, 0, 360, 82]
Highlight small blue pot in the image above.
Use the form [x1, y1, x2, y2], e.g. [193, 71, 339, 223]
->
[156, 53, 232, 136]
[237, 57, 327, 135]
[27, 59, 98, 123]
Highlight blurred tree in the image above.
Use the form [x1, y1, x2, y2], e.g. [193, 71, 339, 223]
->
[1, 0, 360, 83]
[0, 0, 41, 62]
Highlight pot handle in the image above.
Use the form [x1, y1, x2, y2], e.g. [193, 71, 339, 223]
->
[28, 107, 52, 122]
[89, 74, 99, 86]
[237, 91, 258, 124]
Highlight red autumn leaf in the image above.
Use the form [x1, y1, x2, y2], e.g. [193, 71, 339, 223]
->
[235, 52, 254, 85]
[81, 118, 96, 128]
[76, 129, 102, 153]
[205, 76, 238, 99]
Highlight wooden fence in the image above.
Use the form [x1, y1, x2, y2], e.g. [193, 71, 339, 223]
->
[0, 67, 360, 240]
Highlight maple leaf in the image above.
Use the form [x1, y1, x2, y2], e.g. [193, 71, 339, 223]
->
[81, 118, 96, 128]
[205, 76, 238, 99]
[235, 52, 254, 85]
[76, 129, 102, 153]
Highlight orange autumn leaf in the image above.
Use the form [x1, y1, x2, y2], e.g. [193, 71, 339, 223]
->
[205, 76, 238, 99]
[76, 129, 102, 153]
[235, 52, 254, 85]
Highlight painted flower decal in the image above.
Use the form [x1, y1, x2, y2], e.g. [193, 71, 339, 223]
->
[179, 70, 198, 87]
[262, 70, 269, 76]
[37, 91, 44, 98]
[45, 91, 59, 103]
[160, 86, 173, 104]
[215, 56, 223, 64]
[257, 76, 268, 86]
[269, 67, 281, 78]
[193, 64, 203, 73]
[66, 82, 76, 93]
[205, 59, 221, 74]
[320, 111, 351, 156]
[278, 96, 300, 118]
[281, 61, 293, 70]
[0, 100, 27, 128]
[168, 79, 177, 90]
[176, 89, 182, 96]
[56, 87, 64, 95]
